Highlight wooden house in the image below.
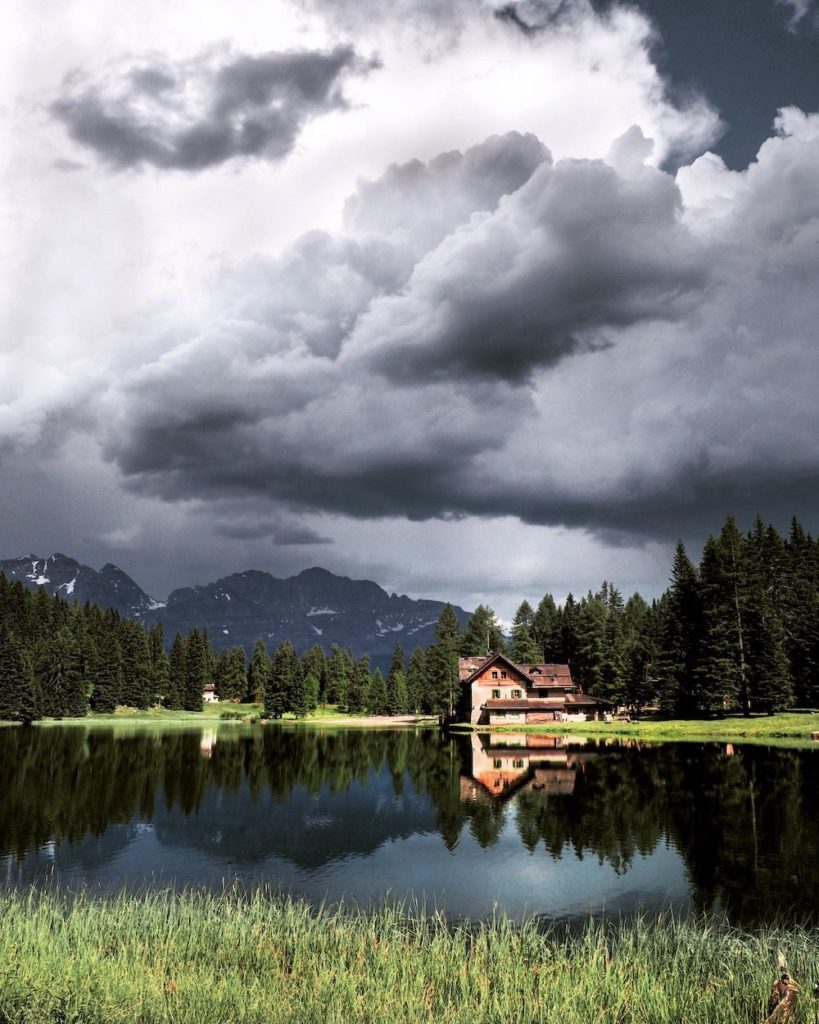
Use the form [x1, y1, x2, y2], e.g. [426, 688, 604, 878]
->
[458, 651, 608, 725]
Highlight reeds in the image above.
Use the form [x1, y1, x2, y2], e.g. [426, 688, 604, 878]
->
[0, 889, 816, 1023]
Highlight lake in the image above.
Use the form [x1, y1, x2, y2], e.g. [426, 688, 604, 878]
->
[1, 724, 817, 926]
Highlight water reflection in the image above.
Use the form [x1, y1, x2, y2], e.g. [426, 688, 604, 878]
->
[0, 725, 817, 925]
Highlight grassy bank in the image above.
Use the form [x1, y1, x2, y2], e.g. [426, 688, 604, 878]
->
[30, 704, 437, 728]
[0, 890, 816, 1023]
[457, 711, 819, 746]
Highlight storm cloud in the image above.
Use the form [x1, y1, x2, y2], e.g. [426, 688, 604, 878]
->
[51, 44, 376, 171]
[94, 111, 819, 546]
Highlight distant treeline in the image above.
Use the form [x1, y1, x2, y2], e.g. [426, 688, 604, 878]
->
[0, 514, 818, 722]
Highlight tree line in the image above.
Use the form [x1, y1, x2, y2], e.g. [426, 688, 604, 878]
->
[1, 513, 818, 721]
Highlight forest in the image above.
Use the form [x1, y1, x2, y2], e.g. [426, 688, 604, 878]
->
[0, 514, 817, 722]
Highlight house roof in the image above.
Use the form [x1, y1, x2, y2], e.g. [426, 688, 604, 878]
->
[459, 651, 573, 686]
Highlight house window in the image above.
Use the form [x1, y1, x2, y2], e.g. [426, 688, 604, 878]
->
[500, 671, 507, 679]
[512, 759, 524, 769]
[492, 688, 501, 699]
[491, 671, 498, 679]
[511, 689, 522, 699]
[493, 758, 503, 769]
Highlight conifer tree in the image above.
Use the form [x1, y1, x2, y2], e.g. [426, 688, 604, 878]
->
[248, 639, 271, 704]
[165, 633, 186, 709]
[460, 605, 505, 657]
[509, 600, 541, 663]
[36, 626, 87, 718]
[301, 645, 328, 703]
[347, 655, 371, 713]
[368, 668, 389, 715]
[267, 640, 300, 718]
[120, 619, 152, 710]
[406, 648, 428, 713]
[392, 669, 409, 715]
[0, 632, 38, 723]
[326, 644, 351, 707]
[90, 627, 122, 712]
[303, 672, 320, 712]
[386, 643, 405, 714]
[532, 593, 560, 661]
[148, 623, 170, 705]
[183, 628, 209, 711]
[427, 604, 461, 716]
[218, 646, 248, 702]
[655, 541, 702, 716]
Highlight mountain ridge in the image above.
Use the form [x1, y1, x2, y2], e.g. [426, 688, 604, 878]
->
[0, 553, 470, 665]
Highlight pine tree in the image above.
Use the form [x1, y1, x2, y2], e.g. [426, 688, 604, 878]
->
[509, 600, 541, 663]
[165, 633, 186, 709]
[218, 646, 248, 702]
[36, 626, 87, 718]
[392, 669, 409, 715]
[326, 644, 352, 707]
[386, 644, 405, 714]
[368, 668, 389, 715]
[427, 604, 461, 716]
[90, 627, 123, 712]
[248, 639, 271, 704]
[532, 593, 559, 661]
[0, 632, 38, 723]
[183, 628, 209, 712]
[120, 619, 152, 709]
[347, 655, 371, 713]
[744, 519, 793, 712]
[406, 648, 428, 713]
[303, 672, 320, 712]
[655, 541, 702, 716]
[148, 623, 170, 705]
[267, 640, 299, 718]
[460, 605, 505, 657]
[301, 645, 328, 703]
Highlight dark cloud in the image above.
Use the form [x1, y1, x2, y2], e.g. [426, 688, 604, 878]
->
[352, 138, 706, 383]
[95, 115, 819, 548]
[221, 131, 549, 358]
[51, 45, 376, 171]
[215, 518, 332, 544]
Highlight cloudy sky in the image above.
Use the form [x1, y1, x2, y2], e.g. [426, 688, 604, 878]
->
[1, 0, 818, 617]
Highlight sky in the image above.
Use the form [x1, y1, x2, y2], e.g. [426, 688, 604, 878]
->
[1, 0, 818, 618]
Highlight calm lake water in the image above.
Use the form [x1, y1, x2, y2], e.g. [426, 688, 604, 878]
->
[1, 724, 817, 925]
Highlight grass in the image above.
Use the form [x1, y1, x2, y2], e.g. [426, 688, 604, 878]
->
[34, 702, 264, 727]
[0, 889, 817, 1023]
[457, 711, 819, 746]
[32, 704, 437, 729]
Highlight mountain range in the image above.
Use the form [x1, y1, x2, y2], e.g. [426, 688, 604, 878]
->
[0, 553, 471, 664]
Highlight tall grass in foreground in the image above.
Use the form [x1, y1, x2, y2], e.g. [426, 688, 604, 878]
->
[1, 890, 817, 1023]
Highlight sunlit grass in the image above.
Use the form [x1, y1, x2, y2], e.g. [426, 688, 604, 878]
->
[463, 711, 819, 747]
[0, 889, 817, 1023]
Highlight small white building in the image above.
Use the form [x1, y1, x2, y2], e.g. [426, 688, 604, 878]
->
[202, 683, 218, 703]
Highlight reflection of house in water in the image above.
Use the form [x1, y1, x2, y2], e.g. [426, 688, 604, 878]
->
[200, 730, 218, 758]
[460, 733, 597, 801]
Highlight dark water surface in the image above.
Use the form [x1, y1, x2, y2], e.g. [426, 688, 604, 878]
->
[1, 725, 817, 925]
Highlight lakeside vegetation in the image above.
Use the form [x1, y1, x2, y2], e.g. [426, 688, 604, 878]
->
[460, 710, 819, 744]
[0, 889, 817, 1024]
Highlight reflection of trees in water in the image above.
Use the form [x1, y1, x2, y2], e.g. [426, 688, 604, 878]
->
[503, 741, 819, 925]
[1, 727, 818, 926]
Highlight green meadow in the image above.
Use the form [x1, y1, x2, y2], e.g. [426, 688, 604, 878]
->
[1, 890, 817, 1024]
